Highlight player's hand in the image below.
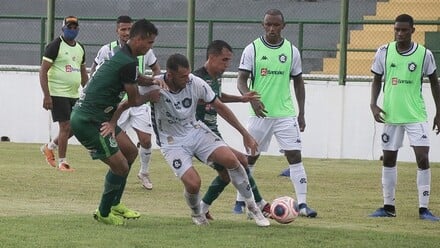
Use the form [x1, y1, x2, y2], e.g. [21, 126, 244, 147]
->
[42, 96, 53, 110]
[297, 114, 306, 132]
[100, 122, 115, 138]
[153, 78, 168, 91]
[241, 91, 260, 103]
[243, 133, 258, 156]
[433, 114, 440, 135]
[146, 89, 161, 103]
[250, 99, 267, 118]
[370, 104, 385, 123]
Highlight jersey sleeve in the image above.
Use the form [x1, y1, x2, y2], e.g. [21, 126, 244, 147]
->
[291, 45, 303, 77]
[424, 49, 437, 76]
[191, 74, 216, 103]
[371, 44, 387, 76]
[238, 43, 254, 72]
[144, 49, 158, 67]
[42, 37, 62, 63]
[94, 45, 111, 66]
[119, 62, 138, 85]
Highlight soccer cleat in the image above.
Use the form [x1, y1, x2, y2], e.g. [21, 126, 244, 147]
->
[419, 209, 440, 221]
[261, 203, 271, 218]
[205, 211, 214, 221]
[58, 162, 75, 172]
[298, 203, 318, 218]
[368, 207, 396, 218]
[93, 209, 125, 226]
[111, 203, 140, 219]
[247, 206, 270, 227]
[191, 213, 209, 226]
[137, 173, 153, 190]
[279, 168, 290, 177]
[233, 201, 245, 214]
[40, 144, 56, 167]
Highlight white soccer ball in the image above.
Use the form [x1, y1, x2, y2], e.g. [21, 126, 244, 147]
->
[270, 196, 298, 224]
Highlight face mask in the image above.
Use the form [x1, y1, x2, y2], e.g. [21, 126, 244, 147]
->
[63, 28, 79, 40]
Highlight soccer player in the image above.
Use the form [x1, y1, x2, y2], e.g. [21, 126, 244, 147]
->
[235, 9, 317, 217]
[39, 16, 88, 171]
[193, 40, 271, 219]
[90, 15, 160, 190]
[145, 53, 270, 227]
[70, 19, 161, 225]
[369, 14, 440, 221]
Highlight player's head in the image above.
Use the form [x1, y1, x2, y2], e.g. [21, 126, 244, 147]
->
[116, 15, 133, 44]
[61, 16, 79, 41]
[262, 9, 285, 44]
[127, 19, 158, 56]
[394, 14, 415, 44]
[166, 53, 191, 90]
[206, 40, 233, 76]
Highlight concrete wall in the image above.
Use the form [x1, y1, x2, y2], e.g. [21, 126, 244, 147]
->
[2, 70, 439, 162]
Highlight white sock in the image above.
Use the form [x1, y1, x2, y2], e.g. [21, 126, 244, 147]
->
[289, 162, 307, 205]
[139, 146, 152, 174]
[200, 200, 210, 214]
[184, 190, 201, 216]
[48, 141, 57, 150]
[228, 165, 256, 208]
[417, 168, 431, 208]
[58, 158, 67, 164]
[382, 166, 397, 206]
[236, 163, 255, 202]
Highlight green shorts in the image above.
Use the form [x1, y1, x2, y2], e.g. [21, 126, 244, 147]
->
[70, 110, 122, 160]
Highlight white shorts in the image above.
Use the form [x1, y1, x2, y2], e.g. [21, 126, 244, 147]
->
[247, 116, 302, 154]
[117, 104, 153, 134]
[160, 125, 227, 178]
[381, 122, 430, 151]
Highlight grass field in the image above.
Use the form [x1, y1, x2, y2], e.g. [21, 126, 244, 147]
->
[0, 142, 439, 247]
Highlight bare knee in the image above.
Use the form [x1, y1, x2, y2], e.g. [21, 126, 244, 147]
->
[285, 150, 301, 164]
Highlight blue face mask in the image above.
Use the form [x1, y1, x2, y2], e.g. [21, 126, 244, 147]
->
[63, 28, 79, 40]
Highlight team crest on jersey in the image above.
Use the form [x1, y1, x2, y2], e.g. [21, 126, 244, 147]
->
[182, 98, 192, 108]
[408, 62, 417, 72]
[279, 54, 287, 63]
[172, 159, 182, 169]
[109, 136, 117, 147]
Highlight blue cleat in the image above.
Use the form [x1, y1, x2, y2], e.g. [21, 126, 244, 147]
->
[298, 203, 318, 218]
[233, 201, 245, 214]
[368, 207, 396, 217]
[419, 209, 440, 221]
[279, 168, 290, 177]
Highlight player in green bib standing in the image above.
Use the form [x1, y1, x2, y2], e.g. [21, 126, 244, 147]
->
[235, 9, 317, 217]
[70, 19, 161, 225]
[369, 14, 440, 221]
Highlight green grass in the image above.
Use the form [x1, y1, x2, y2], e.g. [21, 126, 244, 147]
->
[0, 142, 439, 247]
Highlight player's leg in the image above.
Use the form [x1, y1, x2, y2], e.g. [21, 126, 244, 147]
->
[369, 124, 402, 218]
[201, 164, 230, 220]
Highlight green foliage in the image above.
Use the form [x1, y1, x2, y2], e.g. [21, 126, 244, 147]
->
[0, 143, 439, 247]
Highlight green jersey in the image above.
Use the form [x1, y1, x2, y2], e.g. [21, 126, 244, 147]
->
[383, 41, 427, 124]
[73, 45, 138, 120]
[251, 37, 294, 117]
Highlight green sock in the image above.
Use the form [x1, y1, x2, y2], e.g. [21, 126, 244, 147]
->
[246, 167, 262, 203]
[99, 170, 124, 216]
[112, 162, 132, 206]
[202, 175, 229, 205]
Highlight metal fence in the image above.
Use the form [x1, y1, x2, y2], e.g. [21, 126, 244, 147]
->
[0, 0, 439, 77]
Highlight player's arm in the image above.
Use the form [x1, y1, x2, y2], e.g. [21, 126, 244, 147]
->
[428, 70, 440, 134]
[237, 69, 266, 117]
[39, 60, 52, 110]
[292, 74, 306, 131]
[80, 63, 89, 87]
[219, 91, 259, 103]
[370, 73, 385, 123]
[213, 98, 258, 155]
[89, 62, 98, 77]
[150, 61, 161, 76]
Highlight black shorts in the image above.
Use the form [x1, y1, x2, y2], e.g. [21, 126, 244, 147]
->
[51, 96, 78, 122]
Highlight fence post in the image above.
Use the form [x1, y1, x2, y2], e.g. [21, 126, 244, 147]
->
[187, 0, 195, 69]
[338, 0, 349, 85]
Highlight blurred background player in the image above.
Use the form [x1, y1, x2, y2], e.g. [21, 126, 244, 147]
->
[193, 40, 270, 219]
[369, 14, 440, 221]
[236, 9, 317, 217]
[39, 16, 88, 172]
[90, 15, 161, 190]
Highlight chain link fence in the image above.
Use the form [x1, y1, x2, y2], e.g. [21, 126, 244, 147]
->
[0, 0, 438, 75]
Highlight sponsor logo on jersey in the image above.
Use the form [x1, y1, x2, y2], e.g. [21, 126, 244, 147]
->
[260, 68, 284, 76]
[392, 77, 398, 85]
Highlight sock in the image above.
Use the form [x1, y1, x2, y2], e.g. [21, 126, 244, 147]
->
[289, 162, 307, 205]
[236, 163, 255, 203]
[184, 189, 201, 216]
[202, 175, 229, 205]
[382, 166, 397, 206]
[417, 168, 431, 209]
[200, 200, 210, 214]
[139, 146, 152, 174]
[58, 158, 67, 164]
[99, 170, 125, 216]
[247, 167, 263, 203]
[228, 165, 256, 208]
[112, 162, 132, 206]
[48, 141, 57, 150]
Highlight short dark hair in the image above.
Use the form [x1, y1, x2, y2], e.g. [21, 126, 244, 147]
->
[206, 40, 232, 59]
[129, 19, 158, 38]
[395, 14, 414, 27]
[264, 9, 284, 23]
[117, 15, 132, 24]
[166, 53, 190, 72]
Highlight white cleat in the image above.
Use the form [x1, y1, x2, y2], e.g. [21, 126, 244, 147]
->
[137, 173, 153, 190]
[247, 206, 270, 227]
[191, 214, 209, 226]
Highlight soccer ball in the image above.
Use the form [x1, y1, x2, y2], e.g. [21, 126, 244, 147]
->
[270, 196, 298, 224]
